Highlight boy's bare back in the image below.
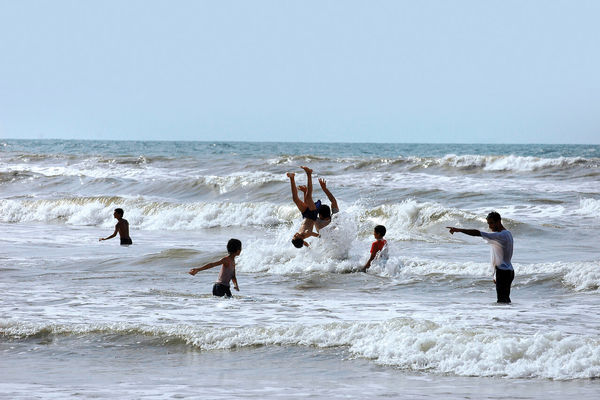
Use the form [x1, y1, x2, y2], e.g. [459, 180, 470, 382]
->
[116, 219, 130, 239]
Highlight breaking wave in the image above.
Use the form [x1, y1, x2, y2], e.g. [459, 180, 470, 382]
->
[0, 197, 478, 233]
[2, 319, 599, 380]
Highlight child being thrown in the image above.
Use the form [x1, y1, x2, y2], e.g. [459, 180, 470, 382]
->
[287, 166, 320, 248]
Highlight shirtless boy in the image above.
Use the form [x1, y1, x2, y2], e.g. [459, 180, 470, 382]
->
[99, 208, 132, 245]
[188, 239, 241, 298]
[288, 166, 320, 248]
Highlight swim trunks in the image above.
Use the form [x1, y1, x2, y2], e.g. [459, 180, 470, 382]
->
[301, 207, 318, 221]
[120, 237, 133, 245]
[213, 283, 232, 298]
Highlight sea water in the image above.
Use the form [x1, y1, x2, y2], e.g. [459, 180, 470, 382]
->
[1, 140, 599, 399]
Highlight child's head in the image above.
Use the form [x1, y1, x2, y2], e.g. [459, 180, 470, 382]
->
[318, 204, 331, 220]
[291, 233, 305, 249]
[227, 238, 242, 255]
[374, 225, 386, 239]
[114, 208, 124, 218]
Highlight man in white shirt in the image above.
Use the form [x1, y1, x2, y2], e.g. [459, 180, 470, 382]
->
[447, 211, 514, 303]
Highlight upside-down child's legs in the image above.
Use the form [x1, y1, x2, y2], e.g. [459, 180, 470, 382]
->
[287, 172, 307, 212]
[301, 166, 317, 211]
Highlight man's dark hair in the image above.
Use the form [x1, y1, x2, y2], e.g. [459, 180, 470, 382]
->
[227, 238, 242, 254]
[486, 211, 502, 222]
[318, 204, 331, 219]
[374, 225, 386, 237]
[114, 208, 124, 217]
[291, 238, 304, 248]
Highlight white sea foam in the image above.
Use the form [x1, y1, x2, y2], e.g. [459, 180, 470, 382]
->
[3, 319, 598, 380]
[367, 199, 472, 236]
[265, 154, 595, 173]
[440, 154, 588, 172]
[0, 198, 297, 229]
[577, 198, 600, 218]
[0, 197, 473, 234]
[239, 238, 600, 292]
[238, 216, 359, 274]
[381, 259, 600, 291]
[516, 261, 600, 291]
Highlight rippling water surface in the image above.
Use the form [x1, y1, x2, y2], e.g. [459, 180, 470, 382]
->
[1, 140, 599, 399]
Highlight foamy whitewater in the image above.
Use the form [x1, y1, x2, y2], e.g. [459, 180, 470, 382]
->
[1, 140, 599, 399]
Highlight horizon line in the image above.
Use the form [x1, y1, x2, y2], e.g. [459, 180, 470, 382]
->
[2, 138, 599, 146]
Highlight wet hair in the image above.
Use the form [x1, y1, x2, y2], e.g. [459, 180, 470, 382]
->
[227, 238, 242, 254]
[486, 211, 502, 222]
[114, 208, 124, 217]
[318, 204, 331, 219]
[374, 225, 386, 237]
[291, 238, 304, 248]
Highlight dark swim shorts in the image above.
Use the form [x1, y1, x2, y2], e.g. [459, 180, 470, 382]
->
[301, 207, 318, 221]
[213, 283, 232, 298]
[120, 237, 133, 245]
[301, 200, 320, 221]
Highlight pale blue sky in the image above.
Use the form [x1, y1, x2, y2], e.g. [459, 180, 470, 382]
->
[1, 0, 599, 143]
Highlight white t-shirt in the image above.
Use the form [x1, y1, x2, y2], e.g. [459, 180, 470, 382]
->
[480, 230, 514, 271]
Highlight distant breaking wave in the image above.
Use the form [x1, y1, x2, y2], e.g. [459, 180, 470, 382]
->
[0, 197, 480, 232]
[267, 154, 597, 172]
[0, 197, 295, 229]
[1, 196, 597, 231]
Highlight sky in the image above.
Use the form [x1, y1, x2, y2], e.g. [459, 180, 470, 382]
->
[0, 0, 599, 144]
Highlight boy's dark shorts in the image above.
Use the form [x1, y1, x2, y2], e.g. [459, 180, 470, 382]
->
[213, 283, 232, 298]
[120, 237, 133, 245]
[301, 206, 318, 221]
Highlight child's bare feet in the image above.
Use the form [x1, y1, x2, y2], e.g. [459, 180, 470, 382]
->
[287, 172, 295, 179]
[300, 166, 313, 174]
[298, 185, 307, 193]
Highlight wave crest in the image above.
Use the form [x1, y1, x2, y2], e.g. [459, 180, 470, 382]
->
[3, 319, 598, 380]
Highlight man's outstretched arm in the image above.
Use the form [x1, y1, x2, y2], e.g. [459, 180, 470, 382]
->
[447, 227, 481, 237]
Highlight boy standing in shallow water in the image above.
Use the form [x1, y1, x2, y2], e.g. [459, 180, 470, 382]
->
[188, 239, 242, 298]
[99, 208, 132, 245]
[288, 166, 320, 248]
[362, 225, 387, 272]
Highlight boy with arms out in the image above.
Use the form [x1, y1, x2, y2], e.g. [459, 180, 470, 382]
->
[362, 225, 387, 272]
[99, 208, 132, 245]
[447, 211, 514, 303]
[188, 239, 242, 298]
[288, 166, 320, 248]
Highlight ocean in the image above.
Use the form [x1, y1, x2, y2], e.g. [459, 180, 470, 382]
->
[1, 140, 599, 399]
